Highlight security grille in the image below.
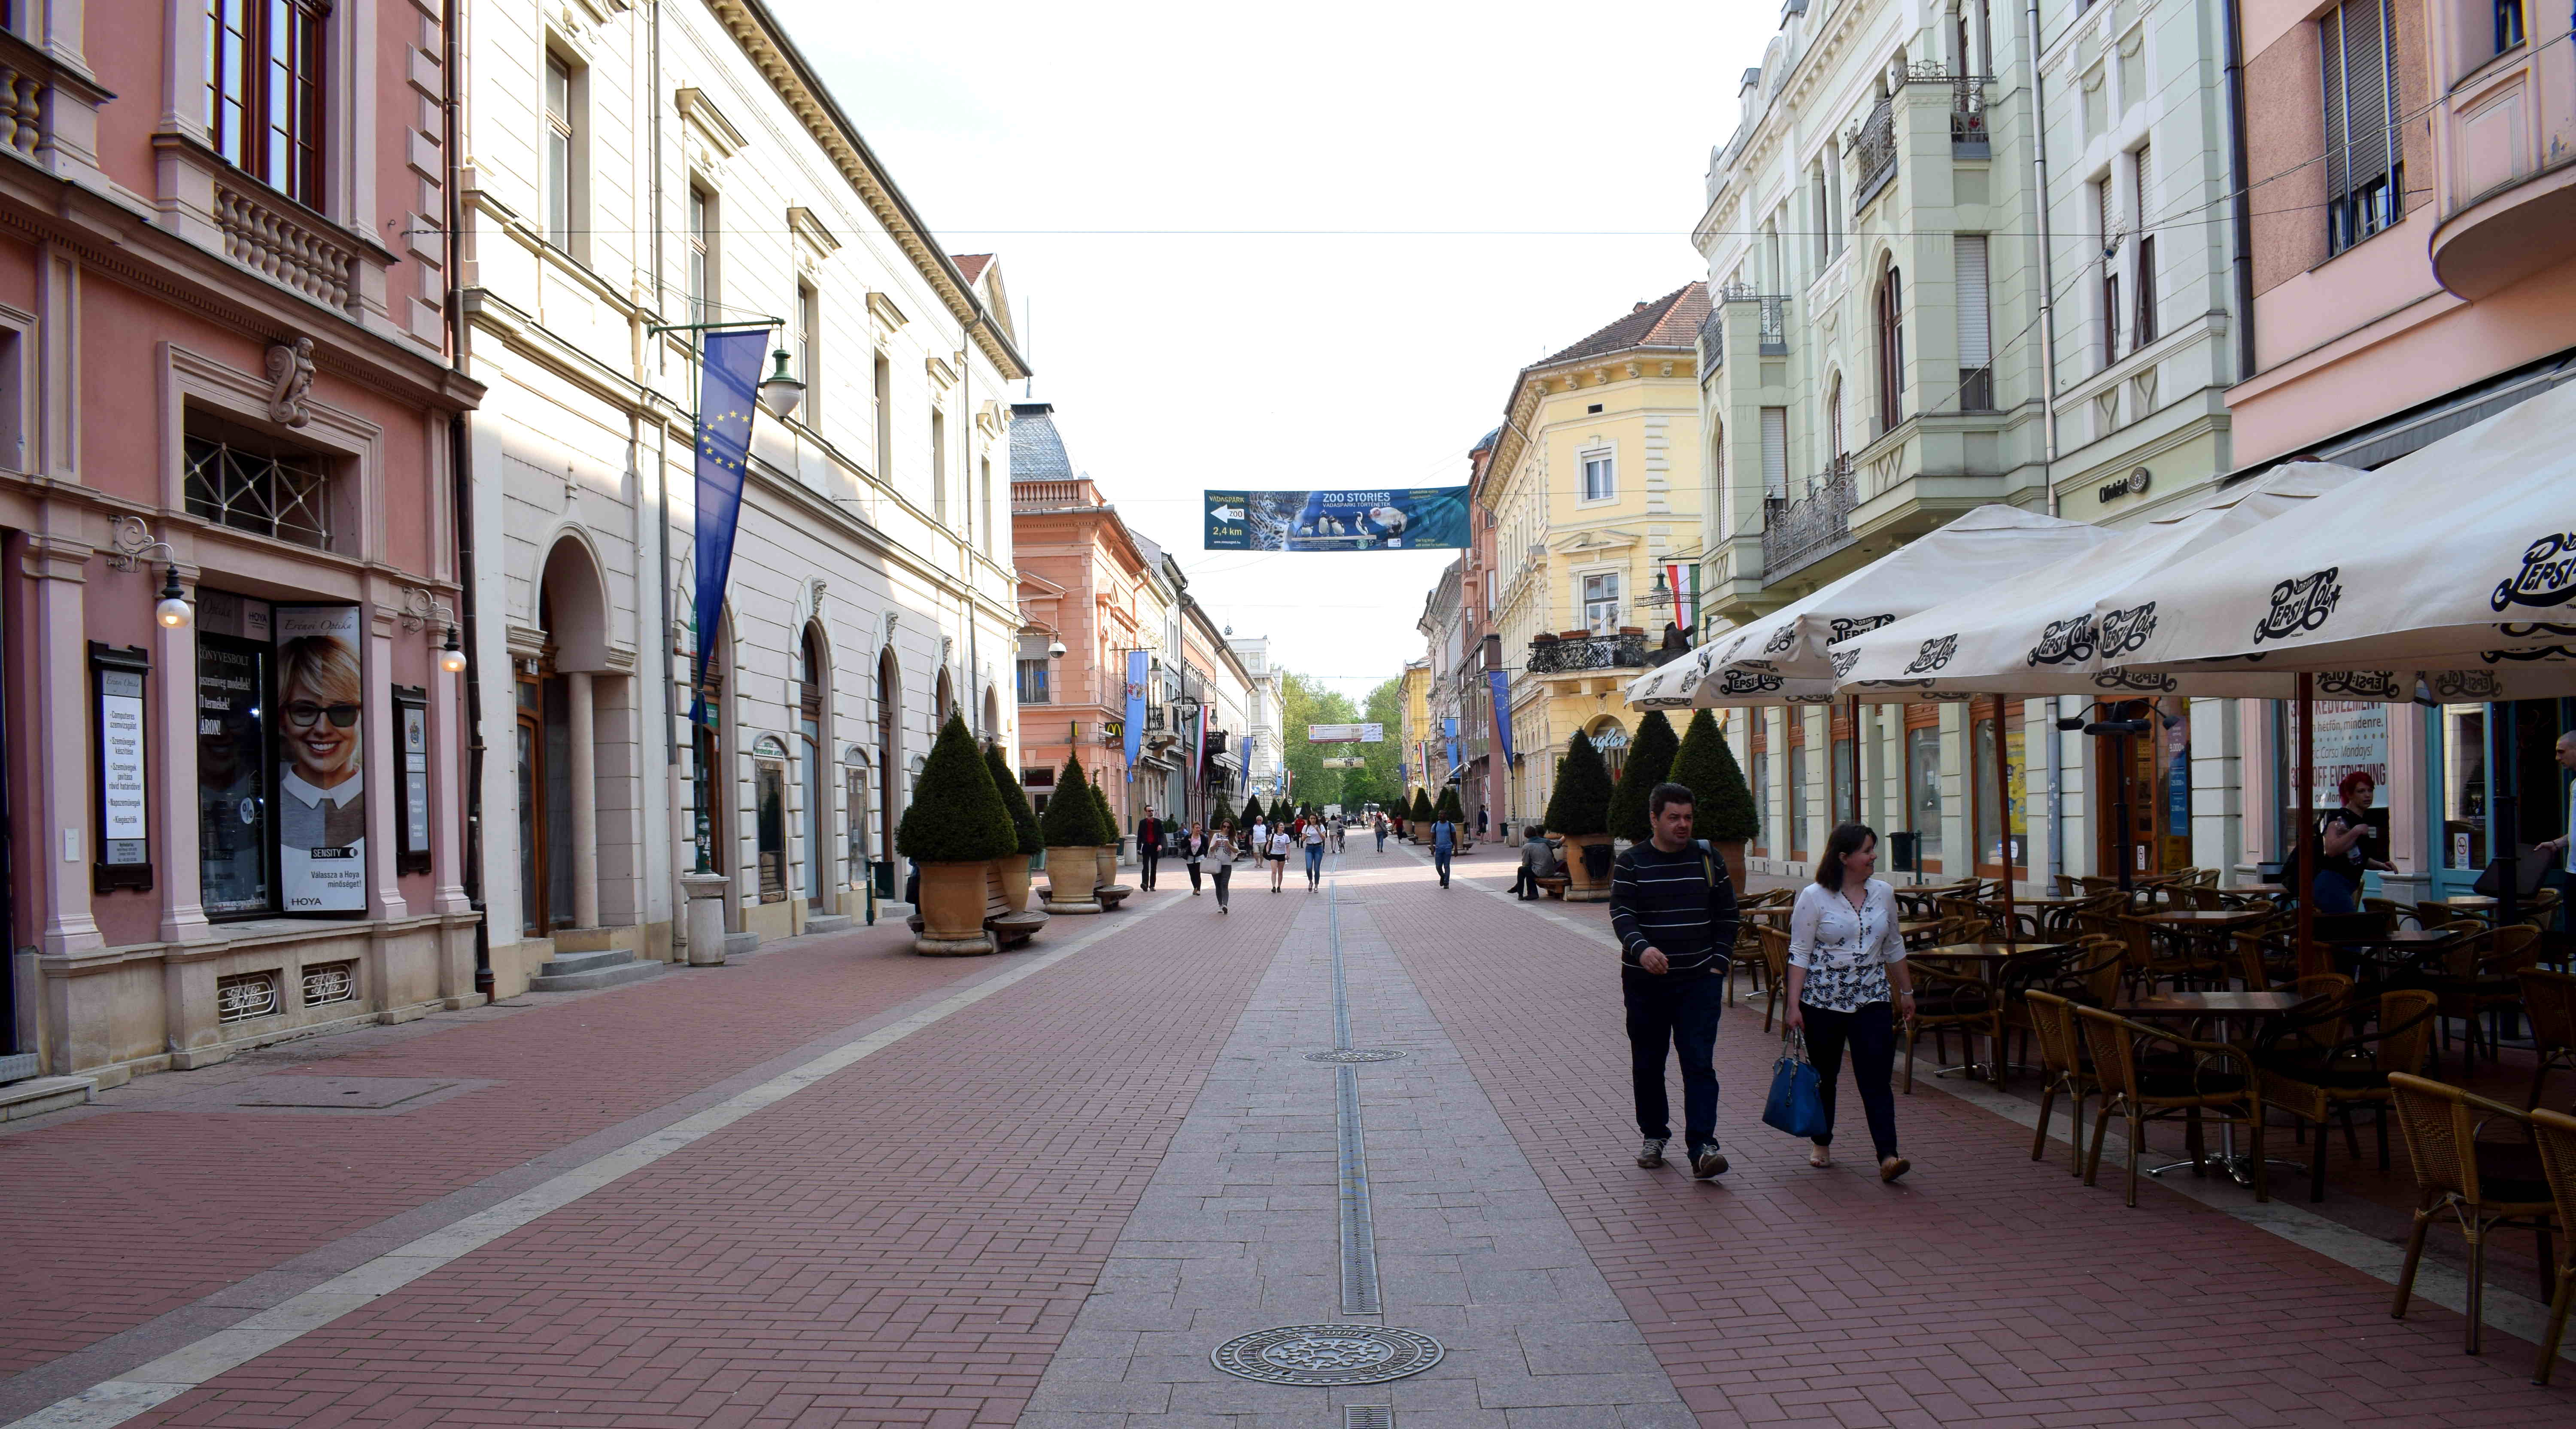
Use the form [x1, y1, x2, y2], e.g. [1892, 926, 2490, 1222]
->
[301, 961, 356, 1007]
[1346, 1408, 1395, 1429]
[216, 971, 280, 1023]
[183, 435, 332, 550]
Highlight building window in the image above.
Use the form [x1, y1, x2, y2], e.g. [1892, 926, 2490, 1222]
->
[979, 456, 994, 555]
[1581, 572, 1621, 633]
[205, 0, 324, 205]
[1954, 234, 1992, 409]
[756, 758, 787, 903]
[1016, 658, 1051, 703]
[2096, 179, 2120, 367]
[686, 186, 714, 326]
[1874, 264, 1904, 433]
[1580, 450, 1614, 502]
[2131, 147, 2156, 348]
[185, 429, 334, 550]
[2496, 0, 2526, 54]
[799, 629, 827, 909]
[930, 407, 947, 520]
[794, 280, 820, 427]
[544, 52, 580, 252]
[1906, 718, 1943, 872]
[872, 351, 892, 480]
[1760, 406, 1787, 496]
[2322, 0, 2403, 255]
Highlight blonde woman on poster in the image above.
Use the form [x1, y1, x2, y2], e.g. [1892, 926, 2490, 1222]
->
[276, 607, 366, 912]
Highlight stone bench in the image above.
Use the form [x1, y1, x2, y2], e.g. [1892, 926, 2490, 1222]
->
[1096, 884, 1134, 910]
[1534, 874, 1569, 900]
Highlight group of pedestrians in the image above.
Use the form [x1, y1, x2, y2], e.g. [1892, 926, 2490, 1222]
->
[1130, 805, 1379, 912]
[1606, 782, 1912, 1185]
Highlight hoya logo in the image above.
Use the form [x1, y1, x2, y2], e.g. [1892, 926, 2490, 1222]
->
[1827, 613, 1895, 644]
[2097, 602, 2158, 658]
[2026, 614, 2096, 667]
[1717, 668, 1784, 695]
[1762, 625, 1799, 654]
[1902, 635, 1959, 674]
[2318, 670, 2400, 699]
[1829, 648, 1862, 678]
[2491, 533, 2576, 612]
[2252, 569, 2341, 644]
[2092, 667, 2176, 692]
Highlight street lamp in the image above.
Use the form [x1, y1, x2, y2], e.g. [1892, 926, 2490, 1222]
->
[759, 346, 805, 418]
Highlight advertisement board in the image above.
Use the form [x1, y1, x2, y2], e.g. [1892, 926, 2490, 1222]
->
[274, 604, 367, 914]
[1205, 488, 1469, 551]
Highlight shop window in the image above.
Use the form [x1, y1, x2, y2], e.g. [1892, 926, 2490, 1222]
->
[755, 750, 788, 903]
[2441, 703, 2488, 870]
[196, 593, 368, 921]
[184, 420, 335, 550]
[217, 969, 279, 1022]
[301, 960, 355, 1006]
[205, 0, 325, 206]
[1973, 698, 2028, 874]
[1906, 719, 1943, 872]
[1789, 743, 1810, 860]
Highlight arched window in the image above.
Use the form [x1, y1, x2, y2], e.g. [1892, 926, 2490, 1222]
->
[1875, 264, 1905, 435]
[1826, 374, 1846, 462]
[876, 649, 901, 859]
[798, 627, 828, 909]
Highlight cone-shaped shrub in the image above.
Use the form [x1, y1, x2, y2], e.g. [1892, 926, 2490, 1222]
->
[1270, 797, 1291, 824]
[896, 714, 1018, 862]
[1434, 786, 1463, 823]
[984, 742, 1044, 856]
[1238, 794, 1264, 830]
[1543, 730, 1614, 838]
[1040, 757, 1109, 846]
[1090, 780, 1118, 846]
[1607, 711, 1681, 843]
[1409, 787, 1434, 823]
[1670, 709, 1759, 843]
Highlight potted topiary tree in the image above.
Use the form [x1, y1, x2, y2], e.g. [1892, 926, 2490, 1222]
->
[1238, 793, 1264, 833]
[1670, 708, 1757, 891]
[1544, 730, 1616, 901]
[1408, 787, 1435, 840]
[1090, 780, 1123, 897]
[984, 742, 1043, 913]
[1041, 757, 1106, 913]
[1433, 786, 1464, 849]
[1607, 710, 1680, 848]
[896, 713, 1020, 955]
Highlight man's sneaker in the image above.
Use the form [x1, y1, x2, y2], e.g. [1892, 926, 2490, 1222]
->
[1636, 1137, 1668, 1168]
[1690, 1143, 1729, 1180]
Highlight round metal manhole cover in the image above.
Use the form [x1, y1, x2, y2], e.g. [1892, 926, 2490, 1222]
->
[1210, 1324, 1444, 1386]
[1305, 1048, 1406, 1063]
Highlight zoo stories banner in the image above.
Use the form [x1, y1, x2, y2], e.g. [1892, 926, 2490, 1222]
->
[1203, 487, 1470, 551]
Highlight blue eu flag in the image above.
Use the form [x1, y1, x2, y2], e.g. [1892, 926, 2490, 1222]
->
[693, 328, 770, 716]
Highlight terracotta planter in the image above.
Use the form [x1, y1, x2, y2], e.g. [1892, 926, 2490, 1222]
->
[1563, 833, 1613, 902]
[913, 860, 996, 956]
[1043, 845, 1102, 913]
[1711, 839, 1748, 896]
[1094, 845, 1120, 895]
[993, 854, 1034, 914]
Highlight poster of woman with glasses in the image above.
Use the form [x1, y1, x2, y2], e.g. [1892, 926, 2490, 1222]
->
[275, 605, 366, 913]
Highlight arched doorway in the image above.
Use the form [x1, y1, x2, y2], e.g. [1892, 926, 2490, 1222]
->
[876, 648, 901, 861]
[981, 684, 1000, 742]
[798, 626, 829, 910]
[522, 538, 611, 935]
[1586, 715, 1631, 786]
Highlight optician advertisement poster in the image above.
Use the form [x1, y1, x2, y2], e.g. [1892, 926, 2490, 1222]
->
[275, 604, 366, 913]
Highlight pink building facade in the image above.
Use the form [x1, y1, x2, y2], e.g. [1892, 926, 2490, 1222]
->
[1, 0, 482, 1091]
[2227, 0, 2576, 904]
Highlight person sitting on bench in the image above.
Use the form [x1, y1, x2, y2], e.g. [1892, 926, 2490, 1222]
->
[1514, 825, 1558, 900]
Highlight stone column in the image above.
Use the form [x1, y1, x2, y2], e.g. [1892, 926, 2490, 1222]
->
[155, 563, 214, 944]
[25, 530, 100, 958]
[569, 669, 600, 929]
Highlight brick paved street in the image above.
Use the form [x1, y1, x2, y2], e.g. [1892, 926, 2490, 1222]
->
[3, 845, 2573, 1427]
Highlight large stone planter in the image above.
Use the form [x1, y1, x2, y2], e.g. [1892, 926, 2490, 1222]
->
[1563, 833, 1613, 902]
[1044, 845, 1101, 913]
[913, 861, 996, 956]
[1711, 839, 1748, 897]
[1094, 846, 1120, 894]
[993, 854, 1034, 914]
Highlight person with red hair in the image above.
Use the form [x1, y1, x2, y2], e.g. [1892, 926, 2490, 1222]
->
[2311, 770, 2394, 913]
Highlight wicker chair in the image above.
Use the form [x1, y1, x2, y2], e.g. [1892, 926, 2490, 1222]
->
[2521, 968, 2576, 1110]
[2363, 897, 2420, 930]
[1904, 952, 2000, 1094]
[2075, 1004, 2266, 1207]
[2526, 1107, 2576, 1383]
[1750, 924, 1792, 1034]
[2025, 989, 2096, 1177]
[2388, 1073, 2558, 1356]
[2421, 924, 2542, 1073]
[2257, 989, 2437, 1202]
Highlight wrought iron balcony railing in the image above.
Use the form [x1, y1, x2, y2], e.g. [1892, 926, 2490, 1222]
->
[1762, 456, 1857, 582]
[1527, 631, 1649, 674]
[1849, 95, 1896, 211]
[1698, 307, 1723, 374]
[1950, 75, 1993, 152]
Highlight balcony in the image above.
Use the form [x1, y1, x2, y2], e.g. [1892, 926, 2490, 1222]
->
[1698, 306, 1724, 378]
[1849, 95, 1897, 212]
[2428, 36, 2576, 299]
[1949, 74, 1993, 158]
[1716, 282, 1789, 356]
[1762, 456, 1857, 582]
[1527, 631, 1649, 675]
[1011, 477, 1103, 511]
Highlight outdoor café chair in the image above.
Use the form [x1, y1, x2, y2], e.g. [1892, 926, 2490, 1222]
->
[2388, 1072, 2557, 1356]
[2074, 1004, 2266, 1207]
[2526, 1106, 2576, 1383]
[1904, 953, 2001, 1095]
[2257, 989, 2437, 1202]
[2519, 968, 2576, 1110]
[1751, 923, 1792, 1034]
[2421, 924, 2541, 1073]
[2025, 989, 2096, 1177]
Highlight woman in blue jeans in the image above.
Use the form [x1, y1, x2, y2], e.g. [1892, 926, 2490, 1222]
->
[2310, 771, 2392, 913]
[1785, 822, 1914, 1183]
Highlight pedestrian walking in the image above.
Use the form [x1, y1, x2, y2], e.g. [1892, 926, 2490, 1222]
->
[1209, 822, 1238, 913]
[1267, 824, 1291, 891]
[1608, 782, 1740, 1180]
[1251, 816, 1268, 858]
[1182, 821, 1209, 895]
[1513, 824, 1556, 899]
[1303, 818, 1326, 888]
[1374, 814, 1387, 852]
[2309, 770, 2392, 914]
[1431, 810, 1457, 888]
[1134, 806, 1165, 892]
[1784, 822, 1914, 1183]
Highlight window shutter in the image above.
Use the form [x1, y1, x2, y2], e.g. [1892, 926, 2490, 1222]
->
[1954, 235, 1991, 368]
[2322, 6, 2348, 199]
[2097, 177, 2114, 250]
[1761, 407, 1788, 498]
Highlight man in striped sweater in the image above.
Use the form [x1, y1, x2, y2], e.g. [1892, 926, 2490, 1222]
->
[1609, 782, 1741, 1179]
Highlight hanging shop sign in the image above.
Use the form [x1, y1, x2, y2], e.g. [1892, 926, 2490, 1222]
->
[91, 642, 152, 893]
[395, 685, 431, 875]
[1204, 488, 1470, 551]
[274, 604, 367, 915]
[1307, 723, 1385, 743]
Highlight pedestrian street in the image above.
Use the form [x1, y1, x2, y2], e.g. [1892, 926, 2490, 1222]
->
[0, 841, 2567, 1429]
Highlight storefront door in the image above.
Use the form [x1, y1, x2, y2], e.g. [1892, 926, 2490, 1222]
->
[2091, 699, 2191, 881]
[2430, 698, 2573, 899]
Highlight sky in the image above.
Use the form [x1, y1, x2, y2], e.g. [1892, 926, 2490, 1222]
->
[772, 0, 1777, 701]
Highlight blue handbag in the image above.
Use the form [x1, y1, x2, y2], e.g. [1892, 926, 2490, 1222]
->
[1762, 1031, 1829, 1139]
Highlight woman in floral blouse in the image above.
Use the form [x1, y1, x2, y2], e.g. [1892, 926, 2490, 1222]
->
[1785, 822, 1915, 1182]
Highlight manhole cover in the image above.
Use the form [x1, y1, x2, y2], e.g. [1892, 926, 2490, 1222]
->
[230, 1077, 459, 1109]
[1305, 1049, 1405, 1063]
[1210, 1324, 1443, 1386]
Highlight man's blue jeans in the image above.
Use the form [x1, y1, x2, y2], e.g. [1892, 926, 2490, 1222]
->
[1375, 829, 1386, 850]
[1623, 967, 1724, 1146]
[1433, 847, 1452, 885]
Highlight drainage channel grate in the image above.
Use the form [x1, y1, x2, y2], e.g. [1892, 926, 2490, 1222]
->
[1346, 1407, 1396, 1429]
[1306, 1048, 1405, 1063]
[1208, 1324, 1444, 1386]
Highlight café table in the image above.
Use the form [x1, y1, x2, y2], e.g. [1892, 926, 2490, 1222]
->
[2432, 895, 2499, 920]
[1911, 940, 2074, 1082]
[2139, 908, 2273, 986]
[2111, 990, 2307, 1187]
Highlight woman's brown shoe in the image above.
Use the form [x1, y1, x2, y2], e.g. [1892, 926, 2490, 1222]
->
[1879, 1156, 1911, 1183]
[1808, 1146, 1832, 1168]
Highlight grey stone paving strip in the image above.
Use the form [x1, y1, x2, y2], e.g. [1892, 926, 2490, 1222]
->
[1329, 881, 1384, 1318]
[1019, 854, 1694, 1429]
[0, 895, 1192, 1429]
[1422, 843, 2576, 1367]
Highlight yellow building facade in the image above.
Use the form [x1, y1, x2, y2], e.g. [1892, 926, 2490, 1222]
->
[1481, 285, 1711, 827]
[1397, 658, 1433, 802]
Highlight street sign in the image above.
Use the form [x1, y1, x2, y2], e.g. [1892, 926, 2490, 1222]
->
[1321, 756, 1365, 768]
[1307, 723, 1384, 743]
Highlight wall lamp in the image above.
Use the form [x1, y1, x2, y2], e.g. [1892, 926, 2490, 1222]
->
[107, 515, 192, 629]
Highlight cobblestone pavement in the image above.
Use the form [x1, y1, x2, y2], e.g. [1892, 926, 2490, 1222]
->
[0, 842, 2570, 1427]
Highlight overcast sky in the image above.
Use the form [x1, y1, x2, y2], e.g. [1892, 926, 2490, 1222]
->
[774, 0, 1775, 700]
